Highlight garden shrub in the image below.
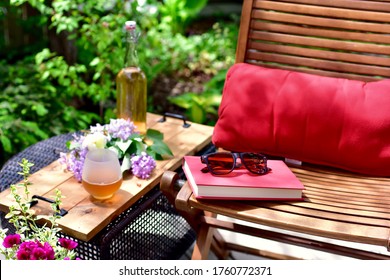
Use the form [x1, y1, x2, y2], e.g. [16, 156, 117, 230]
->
[0, 0, 239, 167]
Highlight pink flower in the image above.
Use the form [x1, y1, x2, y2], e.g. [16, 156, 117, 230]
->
[42, 242, 55, 260]
[16, 241, 55, 260]
[2, 234, 21, 248]
[30, 247, 47, 260]
[58, 238, 78, 250]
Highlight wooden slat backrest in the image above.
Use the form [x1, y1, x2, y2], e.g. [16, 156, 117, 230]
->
[236, 0, 390, 81]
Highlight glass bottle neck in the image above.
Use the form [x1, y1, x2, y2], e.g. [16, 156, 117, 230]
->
[124, 41, 139, 68]
[124, 29, 139, 68]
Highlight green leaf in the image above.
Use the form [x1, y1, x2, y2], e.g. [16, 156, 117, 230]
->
[90, 57, 100, 67]
[67, 140, 80, 150]
[168, 93, 197, 109]
[41, 71, 50, 80]
[0, 135, 12, 152]
[121, 153, 132, 173]
[5, 210, 20, 219]
[92, 72, 101, 81]
[146, 129, 164, 141]
[149, 140, 173, 158]
[185, 0, 208, 15]
[131, 139, 145, 155]
[188, 102, 206, 124]
[33, 104, 49, 116]
[116, 139, 132, 153]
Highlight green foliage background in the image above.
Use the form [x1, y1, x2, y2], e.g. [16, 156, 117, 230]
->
[0, 0, 239, 167]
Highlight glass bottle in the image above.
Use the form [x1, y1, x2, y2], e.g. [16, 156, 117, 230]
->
[116, 20, 147, 134]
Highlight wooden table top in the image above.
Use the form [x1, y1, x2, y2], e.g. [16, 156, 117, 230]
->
[0, 113, 213, 241]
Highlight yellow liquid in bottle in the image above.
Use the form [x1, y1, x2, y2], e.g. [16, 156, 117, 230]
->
[116, 67, 147, 134]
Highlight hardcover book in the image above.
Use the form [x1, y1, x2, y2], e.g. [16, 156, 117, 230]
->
[183, 156, 305, 200]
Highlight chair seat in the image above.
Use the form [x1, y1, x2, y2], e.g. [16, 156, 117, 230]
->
[162, 162, 390, 259]
[186, 164, 390, 247]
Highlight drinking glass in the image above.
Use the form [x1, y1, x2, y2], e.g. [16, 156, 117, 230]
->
[82, 149, 123, 200]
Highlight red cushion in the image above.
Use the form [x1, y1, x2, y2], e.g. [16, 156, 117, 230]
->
[212, 63, 390, 176]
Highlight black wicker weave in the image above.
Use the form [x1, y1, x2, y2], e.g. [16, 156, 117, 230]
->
[0, 133, 201, 259]
[0, 132, 75, 192]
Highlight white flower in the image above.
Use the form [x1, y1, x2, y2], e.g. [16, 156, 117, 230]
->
[82, 133, 107, 150]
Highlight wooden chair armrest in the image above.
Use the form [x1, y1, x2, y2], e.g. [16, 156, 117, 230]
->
[160, 171, 185, 207]
[160, 170, 201, 215]
[160, 171, 204, 229]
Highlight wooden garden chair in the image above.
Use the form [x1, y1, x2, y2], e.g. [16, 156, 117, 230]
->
[160, 0, 390, 260]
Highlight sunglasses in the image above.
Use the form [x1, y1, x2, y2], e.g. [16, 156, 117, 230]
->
[200, 152, 271, 175]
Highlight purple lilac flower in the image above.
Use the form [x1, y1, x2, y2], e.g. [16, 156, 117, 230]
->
[89, 123, 105, 134]
[63, 133, 88, 182]
[58, 238, 78, 250]
[70, 150, 87, 182]
[105, 119, 136, 141]
[131, 152, 156, 179]
[59, 152, 68, 166]
[2, 234, 21, 248]
[16, 241, 55, 260]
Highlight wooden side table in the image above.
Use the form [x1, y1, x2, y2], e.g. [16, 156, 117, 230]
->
[0, 113, 214, 259]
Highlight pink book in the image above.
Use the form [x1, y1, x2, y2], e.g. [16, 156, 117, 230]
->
[183, 156, 304, 200]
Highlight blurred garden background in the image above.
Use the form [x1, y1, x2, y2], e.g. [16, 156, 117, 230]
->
[0, 0, 242, 168]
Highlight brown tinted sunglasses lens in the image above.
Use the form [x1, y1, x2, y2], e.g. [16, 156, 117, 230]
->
[207, 153, 234, 174]
[241, 153, 267, 174]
